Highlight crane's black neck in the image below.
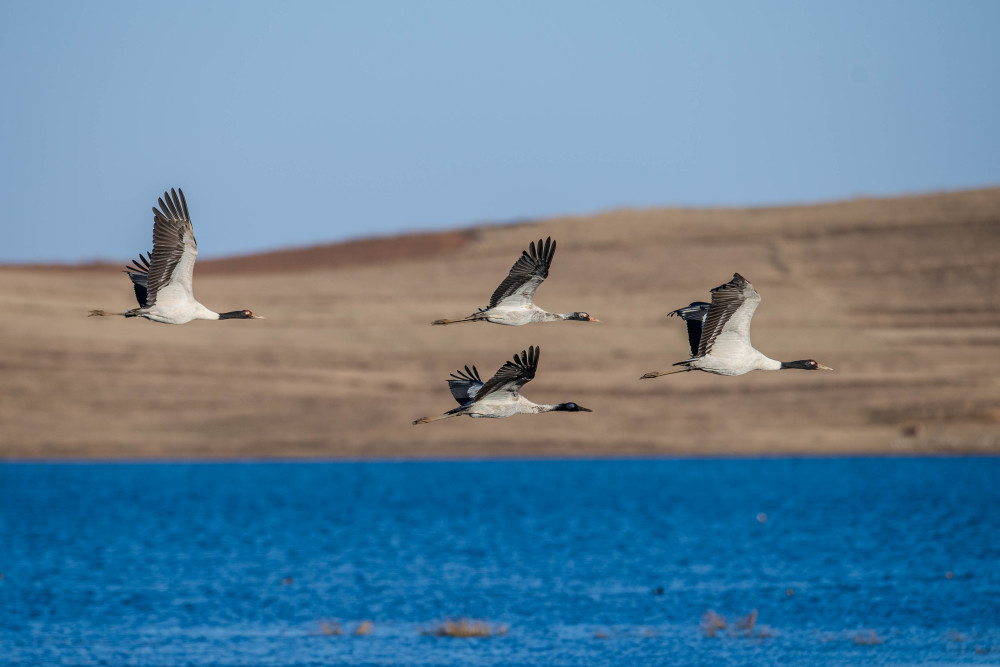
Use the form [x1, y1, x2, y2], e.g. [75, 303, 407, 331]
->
[780, 360, 814, 370]
[218, 310, 252, 320]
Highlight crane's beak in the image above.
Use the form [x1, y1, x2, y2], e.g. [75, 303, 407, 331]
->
[818, 363, 833, 371]
[588, 316, 601, 323]
[577, 405, 593, 412]
[253, 314, 267, 319]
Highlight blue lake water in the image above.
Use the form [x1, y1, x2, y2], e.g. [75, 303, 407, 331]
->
[1, 458, 998, 666]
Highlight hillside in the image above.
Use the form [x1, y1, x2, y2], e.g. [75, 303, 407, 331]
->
[1, 188, 998, 459]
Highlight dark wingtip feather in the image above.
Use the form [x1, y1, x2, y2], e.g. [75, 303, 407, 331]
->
[167, 189, 180, 218]
[449, 364, 484, 383]
[177, 188, 189, 219]
[667, 301, 710, 319]
[124, 251, 152, 275]
[710, 273, 749, 294]
[505, 346, 537, 372]
[488, 239, 557, 309]
[525, 345, 539, 369]
[153, 188, 188, 220]
[154, 188, 188, 222]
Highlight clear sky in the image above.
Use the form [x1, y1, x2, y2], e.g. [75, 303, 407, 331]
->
[1, 1, 997, 263]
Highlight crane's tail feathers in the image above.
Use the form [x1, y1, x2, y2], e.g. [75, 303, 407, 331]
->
[639, 369, 692, 380]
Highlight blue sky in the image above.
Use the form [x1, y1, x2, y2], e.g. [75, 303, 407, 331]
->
[1, 1, 997, 263]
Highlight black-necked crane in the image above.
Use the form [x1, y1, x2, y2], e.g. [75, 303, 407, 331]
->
[640, 273, 832, 379]
[413, 346, 591, 424]
[89, 188, 263, 324]
[432, 237, 599, 326]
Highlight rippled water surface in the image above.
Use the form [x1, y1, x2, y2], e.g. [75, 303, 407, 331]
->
[1, 458, 998, 666]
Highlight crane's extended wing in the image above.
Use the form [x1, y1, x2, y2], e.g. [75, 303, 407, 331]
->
[145, 188, 198, 309]
[474, 346, 540, 402]
[488, 238, 556, 309]
[667, 301, 711, 357]
[696, 273, 761, 358]
[123, 252, 152, 308]
[447, 365, 484, 405]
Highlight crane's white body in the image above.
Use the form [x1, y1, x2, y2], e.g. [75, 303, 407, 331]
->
[463, 395, 560, 418]
[672, 285, 773, 376]
[683, 344, 782, 376]
[129, 211, 218, 324]
[477, 304, 568, 326]
[127, 240, 220, 323]
[643, 273, 831, 380]
[433, 238, 597, 326]
[91, 189, 261, 325]
[414, 346, 591, 424]
[135, 300, 219, 325]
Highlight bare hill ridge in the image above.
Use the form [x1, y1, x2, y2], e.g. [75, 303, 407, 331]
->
[1, 188, 998, 459]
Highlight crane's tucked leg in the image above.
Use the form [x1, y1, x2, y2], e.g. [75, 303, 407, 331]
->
[88, 309, 131, 317]
[639, 369, 693, 380]
[413, 414, 461, 425]
[431, 316, 483, 325]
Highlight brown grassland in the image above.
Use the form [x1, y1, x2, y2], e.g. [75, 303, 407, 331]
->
[1, 188, 998, 459]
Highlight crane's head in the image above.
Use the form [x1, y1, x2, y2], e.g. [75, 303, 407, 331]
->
[567, 311, 600, 322]
[780, 359, 833, 371]
[219, 309, 266, 320]
[554, 402, 592, 412]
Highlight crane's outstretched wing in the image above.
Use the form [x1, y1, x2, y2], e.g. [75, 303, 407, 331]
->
[488, 238, 556, 309]
[667, 301, 711, 357]
[474, 346, 540, 402]
[123, 252, 152, 308]
[447, 365, 484, 405]
[696, 273, 761, 358]
[145, 188, 198, 309]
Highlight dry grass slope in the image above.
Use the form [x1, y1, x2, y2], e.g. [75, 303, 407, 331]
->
[1, 188, 998, 459]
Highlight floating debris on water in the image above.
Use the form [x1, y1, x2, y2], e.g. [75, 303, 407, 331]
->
[701, 610, 728, 638]
[702, 609, 775, 639]
[318, 620, 342, 636]
[851, 630, 884, 645]
[421, 619, 508, 638]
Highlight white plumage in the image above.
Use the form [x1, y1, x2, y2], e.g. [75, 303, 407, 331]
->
[414, 346, 592, 424]
[432, 237, 599, 326]
[641, 273, 833, 378]
[89, 188, 263, 325]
